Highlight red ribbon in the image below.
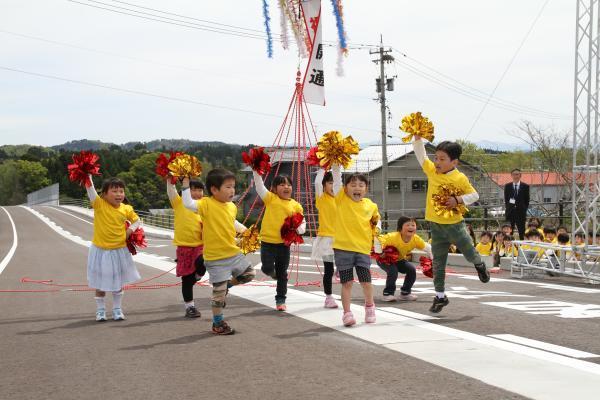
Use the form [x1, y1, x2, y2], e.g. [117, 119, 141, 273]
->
[67, 151, 101, 188]
[126, 221, 147, 255]
[280, 212, 304, 246]
[242, 147, 271, 176]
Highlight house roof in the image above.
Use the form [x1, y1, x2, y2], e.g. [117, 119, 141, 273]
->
[487, 171, 600, 186]
[342, 143, 416, 173]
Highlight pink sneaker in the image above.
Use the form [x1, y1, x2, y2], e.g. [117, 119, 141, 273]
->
[398, 293, 417, 301]
[365, 304, 376, 323]
[324, 295, 338, 308]
[342, 311, 356, 327]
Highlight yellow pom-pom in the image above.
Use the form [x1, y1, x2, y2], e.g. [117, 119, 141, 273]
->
[237, 224, 261, 255]
[316, 131, 359, 169]
[168, 154, 202, 178]
[399, 112, 435, 143]
[431, 184, 468, 219]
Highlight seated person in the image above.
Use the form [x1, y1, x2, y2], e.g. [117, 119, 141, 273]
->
[475, 231, 493, 256]
[543, 226, 557, 243]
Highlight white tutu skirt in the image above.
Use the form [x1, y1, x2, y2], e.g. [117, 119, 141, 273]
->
[311, 236, 334, 262]
[87, 245, 140, 292]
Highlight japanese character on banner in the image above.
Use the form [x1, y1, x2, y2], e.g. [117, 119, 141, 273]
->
[301, 0, 325, 106]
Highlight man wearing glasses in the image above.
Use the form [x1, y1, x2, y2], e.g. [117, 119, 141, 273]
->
[504, 168, 529, 240]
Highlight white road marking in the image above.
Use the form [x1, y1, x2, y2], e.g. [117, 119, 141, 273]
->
[42, 206, 93, 225]
[230, 285, 600, 400]
[0, 207, 18, 275]
[482, 300, 600, 319]
[378, 307, 440, 320]
[488, 334, 599, 359]
[455, 273, 600, 294]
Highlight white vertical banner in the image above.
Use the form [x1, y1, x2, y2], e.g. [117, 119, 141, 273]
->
[301, 0, 325, 106]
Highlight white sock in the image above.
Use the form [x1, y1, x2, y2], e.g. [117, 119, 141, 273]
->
[112, 291, 123, 309]
[185, 301, 195, 309]
[436, 292, 446, 299]
[95, 297, 105, 310]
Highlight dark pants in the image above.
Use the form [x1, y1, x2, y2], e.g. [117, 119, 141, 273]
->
[323, 261, 334, 295]
[261, 242, 290, 304]
[181, 255, 205, 302]
[378, 260, 416, 296]
[510, 212, 526, 240]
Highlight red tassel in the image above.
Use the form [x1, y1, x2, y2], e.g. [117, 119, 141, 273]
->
[280, 212, 304, 246]
[155, 151, 183, 184]
[125, 221, 147, 255]
[420, 256, 433, 278]
[67, 151, 101, 188]
[306, 146, 330, 169]
[242, 147, 271, 176]
[371, 246, 400, 265]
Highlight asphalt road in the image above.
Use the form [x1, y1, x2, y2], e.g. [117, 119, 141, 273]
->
[1, 205, 599, 400]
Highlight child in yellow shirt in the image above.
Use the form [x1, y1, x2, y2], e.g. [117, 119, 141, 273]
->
[543, 226, 557, 243]
[252, 171, 305, 311]
[85, 176, 141, 322]
[475, 231, 493, 256]
[182, 169, 256, 335]
[412, 137, 490, 314]
[167, 178, 205, 318]
[332, 165, 380, 327]
[311, 168, 338, 308]
[375, 216, 432, 302]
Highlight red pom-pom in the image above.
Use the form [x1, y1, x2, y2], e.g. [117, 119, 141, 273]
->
[67, 151, 101, 188]
[371, 246, 400, 265]
[420, 256, 433, 278]
[155, 151, 183, 184]
[242, 147, 271, 176]
[126, 221, 147, 255]
[280, 212, 304, 246]
[306, 146, 330, 169]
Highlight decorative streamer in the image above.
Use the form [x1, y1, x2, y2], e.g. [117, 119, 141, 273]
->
[278, 0, 289, 50]
[336, 45, 345, 77]
[262, 0, 273, 58]
[330, 0, 347, 51]
[283, 0, 307, 57]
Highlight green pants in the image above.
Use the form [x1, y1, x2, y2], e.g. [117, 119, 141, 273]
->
[430, 221, 483, 292]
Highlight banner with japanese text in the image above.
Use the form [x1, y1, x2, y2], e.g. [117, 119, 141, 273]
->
[301, 0, 325, 106]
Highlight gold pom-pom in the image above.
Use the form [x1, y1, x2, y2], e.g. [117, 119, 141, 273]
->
[400, 112, 435, 143]
[316, 131, 359, 169]
[431, 184, 468, 219]
[237, 224, 261, 255]
[370, 216, 380, 237]
[168, 154, 202, 178]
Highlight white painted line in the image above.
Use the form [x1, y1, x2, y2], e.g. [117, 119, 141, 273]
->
[378, 307, 440, 320]
[0, 207, 18, 275]
[43, 206, 93, 225]
[231, 285, 600, 400]
[488, 334, 599, 359]
[453, 272, 600, 294]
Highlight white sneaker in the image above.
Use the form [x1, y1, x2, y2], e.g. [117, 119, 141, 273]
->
[96, 309, 107, 322]
[112, 308, 126, 321]
[382, 294, 397, 302]
[398, 293, 417, 301]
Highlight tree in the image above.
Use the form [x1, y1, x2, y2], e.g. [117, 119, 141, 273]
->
[0, 160, 51, 205]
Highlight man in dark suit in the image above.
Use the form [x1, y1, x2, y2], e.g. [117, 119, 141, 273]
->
[504, 169, 529, 240]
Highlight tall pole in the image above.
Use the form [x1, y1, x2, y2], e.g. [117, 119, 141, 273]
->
[371, 36, 394, 230]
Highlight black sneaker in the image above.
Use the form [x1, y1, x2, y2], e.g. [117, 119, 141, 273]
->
[429, 296, 449, 313]
[475, 263, 490, 283]
[212, 321, 235, 335]
[184, 306, 201, 318]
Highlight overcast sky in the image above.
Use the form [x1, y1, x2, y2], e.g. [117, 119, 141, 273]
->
[0, 0, 574, 148]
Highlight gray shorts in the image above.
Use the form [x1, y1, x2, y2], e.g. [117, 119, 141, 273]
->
[205, 253, 252, 284]
[334, 249, 372, 272]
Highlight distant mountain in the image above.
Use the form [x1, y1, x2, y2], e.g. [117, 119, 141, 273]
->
[51, 139, 116, 151]
[121, 139, 241, 151]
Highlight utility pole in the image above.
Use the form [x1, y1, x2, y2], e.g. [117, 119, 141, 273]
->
[370, 35, 394, 230]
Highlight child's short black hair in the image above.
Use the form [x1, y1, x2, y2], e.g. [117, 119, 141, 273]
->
[435, 141, 462, 160]
[501, 222, 512, 229]
[205, 168, 235, 194]
[557, 225, 568, 232]
[575, 231, 586, 239]
[101, 177, 125, 194]
[543, 226, 556, 235]
[322, 171, 333, 186]
[189, 179, 204, 190]
[480, 231, 492, 239]
[528, 218, 542, 227]
[525, 229, 542, 239]
[271, 175, 293, 190]
[504, 234, 514, 241]
[396, 216, 416, 231]
[344, 173, 369, 186]
[557, 232, 570, 244]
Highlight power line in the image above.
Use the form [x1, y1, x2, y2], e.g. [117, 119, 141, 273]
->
[0, 64, 379, 134]
[465, 0, 553, 137]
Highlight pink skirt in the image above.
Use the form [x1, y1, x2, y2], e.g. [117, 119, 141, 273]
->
[175, 245, 204, 277]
